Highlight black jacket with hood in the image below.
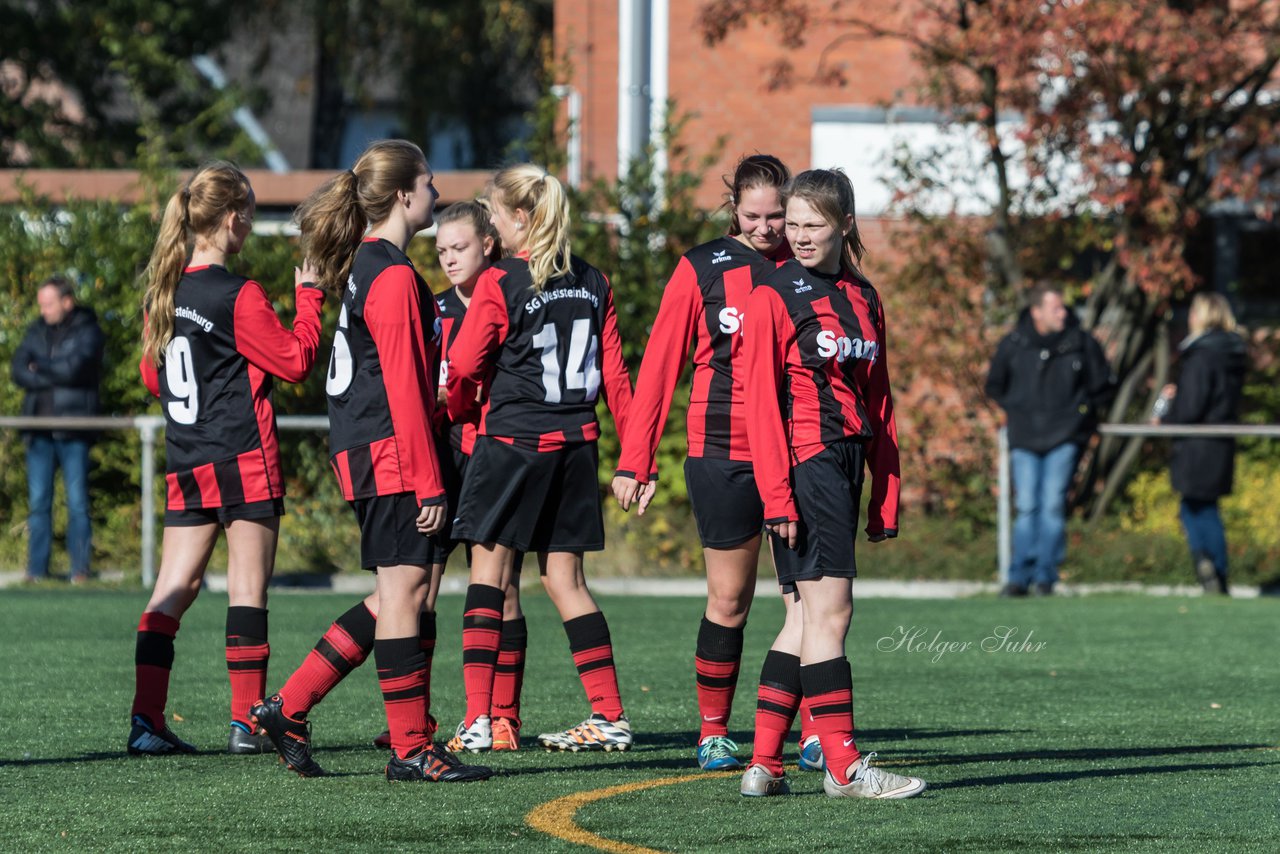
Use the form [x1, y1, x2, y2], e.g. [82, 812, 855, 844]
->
[1163, 329, 1248, 501]
[10, 305, 105, 440]
[985, 308, 1114, 453]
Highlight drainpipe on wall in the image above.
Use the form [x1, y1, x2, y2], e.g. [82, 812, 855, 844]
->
[192, 54, 291, 174]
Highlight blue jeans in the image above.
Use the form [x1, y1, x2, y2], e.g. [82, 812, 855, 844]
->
[1010, 442, 1078, 588]
[26, 435, 92, 578]
[1179, 498, 1228, 580]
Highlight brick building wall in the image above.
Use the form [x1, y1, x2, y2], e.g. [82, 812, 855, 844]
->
[554, 0, 922, 209]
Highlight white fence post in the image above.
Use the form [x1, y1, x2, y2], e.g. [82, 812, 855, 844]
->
[138, 417, 159, 588]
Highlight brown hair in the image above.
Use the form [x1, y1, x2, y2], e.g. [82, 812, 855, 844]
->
[782, 168, 867, 276]
[435, 200, 501, 263]
[142, 161, 252, 366]
[1026, 281, 1064, 310]
[487, 164, 571, 293]
[40, 275, 76, 300]
[295, 139, 428, 294]
[723, 154, 790, 235]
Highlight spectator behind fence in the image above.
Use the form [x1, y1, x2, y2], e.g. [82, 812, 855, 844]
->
[985, 282, 1113, 597]
[1153, 293, 1247, 595]
[9, 275, 105, 582]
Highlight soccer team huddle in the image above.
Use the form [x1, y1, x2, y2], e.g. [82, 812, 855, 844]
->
[123, 140, 926, 801]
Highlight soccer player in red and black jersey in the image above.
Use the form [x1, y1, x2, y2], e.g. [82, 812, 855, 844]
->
[611, 154, 811, 772]
[432, 201, 532, 754]
[740, 169, 925, 799]
[250, 141, 490, 783]
[446, 164, 636, 753]
[127, 162, 324, 757]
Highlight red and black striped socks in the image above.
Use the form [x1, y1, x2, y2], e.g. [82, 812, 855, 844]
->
[131, 611, 180, 729]
[375, 637, 430, 760]
[750, 650, 801, 776]
[564, 611, 624, 721]
[800, 656, 861, 784]
[225, 606, 269, 729]
[492, 616, 528, 725]
[461, 583, 504, 726]
[278, 602, 376, 720]
[418, 610, 437, 735]
[695, 617, 744, 741]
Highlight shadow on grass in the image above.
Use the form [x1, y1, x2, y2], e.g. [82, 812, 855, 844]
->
[912, 742, 1275, 770]
[639, 727, 1019, 752]
[930, 758, 1276, 790]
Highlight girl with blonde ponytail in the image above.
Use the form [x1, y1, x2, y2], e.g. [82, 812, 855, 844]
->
[251, 140, 491, 784]
[128, 162, 326, 758]
[444, 164, 637, 754]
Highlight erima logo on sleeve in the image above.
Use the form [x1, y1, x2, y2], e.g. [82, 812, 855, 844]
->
[816, 330, 878, 364]
[792, 278, 812, 294]
[711, 250, 730, 265]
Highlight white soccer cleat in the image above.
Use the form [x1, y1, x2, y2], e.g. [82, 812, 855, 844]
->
[537, 713, 633, 752]
[740, 763, 790, 797]
[823, 752, 926, 799]
[446, 715, 493, 753]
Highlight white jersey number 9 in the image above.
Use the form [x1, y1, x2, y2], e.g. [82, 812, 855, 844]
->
[326, 304, 354, 396]
[164, 336, 200, 425]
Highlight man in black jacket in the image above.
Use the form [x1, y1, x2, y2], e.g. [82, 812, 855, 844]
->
[10, 276, 105, 582]
[985, 283, 1113, 596]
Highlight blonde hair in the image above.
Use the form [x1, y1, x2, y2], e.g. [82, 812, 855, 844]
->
[782, 168, 867, 278]
[142, 161, 252, 366]
[488, 164, 570, 292]
[295, 139, 429, 293]
[436, 199, 501, 263]
[1189, 292, 1239, 336]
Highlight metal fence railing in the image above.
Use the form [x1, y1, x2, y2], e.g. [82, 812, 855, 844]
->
[0, 414, 328, 586]
[7, 416, 1278, 588]
[997, 423, 1280, 584]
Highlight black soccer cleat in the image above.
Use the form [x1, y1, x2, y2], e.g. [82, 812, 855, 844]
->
[249, 694, 327, 777]
[127, 714, 197, 756]
[228, 721, 275, 755]
[385, 743, 494, 783]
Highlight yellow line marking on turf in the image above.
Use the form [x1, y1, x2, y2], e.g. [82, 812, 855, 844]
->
[525, 770, 737, 854]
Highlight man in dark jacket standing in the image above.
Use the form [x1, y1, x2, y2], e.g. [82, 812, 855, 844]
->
[985, 283, 1113, 596]
[10, 276, 105, 582]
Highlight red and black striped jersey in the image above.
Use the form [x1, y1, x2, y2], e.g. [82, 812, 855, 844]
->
[436, 285, 479, 454]
[616, 235, 790, 480]
[139, 264, 324, 510]
[445, 254, 632, 451]
[743, 260, 900, 535]
[325, 238, 446, 507]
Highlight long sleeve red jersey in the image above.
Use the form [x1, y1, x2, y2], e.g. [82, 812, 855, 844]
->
[445, 255, 632, 450]
[743, 260, 900, 536]
[616, 236, 790, 481]
[325, 238, 446, 507]
[139, 265, 324, 509]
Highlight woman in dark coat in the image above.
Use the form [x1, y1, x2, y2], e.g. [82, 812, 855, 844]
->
[1155, 293, 1247, 594]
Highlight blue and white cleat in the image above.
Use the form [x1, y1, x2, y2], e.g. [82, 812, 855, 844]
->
[696, 735, 742, 770]
[798, 735, 825, 772]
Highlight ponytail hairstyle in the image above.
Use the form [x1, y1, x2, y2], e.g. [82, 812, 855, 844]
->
[782, 168, 867, 278]
[435, 199, 502, 262]
[295, 139, 429, 294]
[142, 161, 252, 366]
[488, 164, 571, 293]
[723, 153, 791, 235]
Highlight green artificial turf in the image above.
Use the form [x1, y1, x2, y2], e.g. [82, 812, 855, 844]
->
[0, 590, 1276, 852]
